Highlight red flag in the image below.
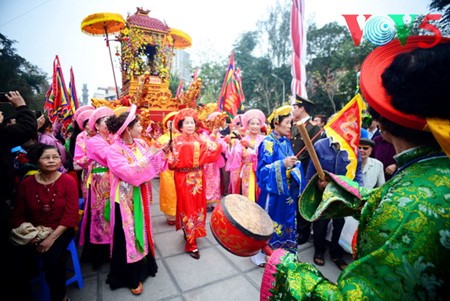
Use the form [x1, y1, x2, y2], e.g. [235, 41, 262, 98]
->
[217, 52, 245, 117]
[291, 0, 307, 100]
[44, 56, 73, 132]
[323, 94, 365, 179]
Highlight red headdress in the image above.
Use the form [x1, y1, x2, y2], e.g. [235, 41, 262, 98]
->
[173, 108, 198, 132]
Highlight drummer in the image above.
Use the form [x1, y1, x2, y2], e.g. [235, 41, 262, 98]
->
[252, 105, 305, 267]
[261, 37, 450, 299]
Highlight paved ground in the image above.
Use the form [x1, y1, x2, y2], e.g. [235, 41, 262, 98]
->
[64, 178, 352, 301]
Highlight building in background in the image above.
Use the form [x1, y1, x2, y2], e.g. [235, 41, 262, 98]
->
[171, 49, 192, 83]
[93, 86, 117, 101]
[81, 84, 89, 106]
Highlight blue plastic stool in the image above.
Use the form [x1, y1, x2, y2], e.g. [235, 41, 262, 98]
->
[31, 238, 84, 301]
[65, 239, 84, 288]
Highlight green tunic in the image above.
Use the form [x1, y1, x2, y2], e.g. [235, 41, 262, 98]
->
[264, 146, 450, 300]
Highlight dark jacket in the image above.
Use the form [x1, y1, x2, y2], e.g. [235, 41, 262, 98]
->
[0, 105, 37, 201]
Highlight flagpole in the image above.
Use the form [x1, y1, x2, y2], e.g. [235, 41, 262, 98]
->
[104, 26, 120, 99]
[296, 122, 325, 180]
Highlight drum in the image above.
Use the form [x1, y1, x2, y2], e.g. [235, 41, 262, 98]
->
[210, 194, 273, 257]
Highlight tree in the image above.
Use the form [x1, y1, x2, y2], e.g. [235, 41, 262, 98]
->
[257, 0, 291, 68]
[305, 22, 374, 117]
[0, 33, 49, 110]
[430, 0, 450, 27]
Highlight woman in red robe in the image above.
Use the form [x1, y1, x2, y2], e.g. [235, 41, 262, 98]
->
[168, 108, 222, 260]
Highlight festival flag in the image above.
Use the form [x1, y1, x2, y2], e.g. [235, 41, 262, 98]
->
[217, 52, 245, 117]
[323, 94, 365, 179]
[69, 67, 80, 110]
[44, 55, 74, 132]
[291, 0, 307, 100]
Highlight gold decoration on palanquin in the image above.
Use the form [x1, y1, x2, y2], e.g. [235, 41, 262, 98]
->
[178, 78, 202, 109]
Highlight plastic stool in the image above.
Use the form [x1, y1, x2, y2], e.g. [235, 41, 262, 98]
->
[66, 239, 84, 288]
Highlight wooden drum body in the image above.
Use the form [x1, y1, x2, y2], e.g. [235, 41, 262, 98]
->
[210, 194, 273, 257]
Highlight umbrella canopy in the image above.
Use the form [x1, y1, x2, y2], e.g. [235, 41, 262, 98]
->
[168, 28, 192, 49]
[81, 13, 125, 36]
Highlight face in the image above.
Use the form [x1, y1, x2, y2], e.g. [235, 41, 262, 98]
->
[248, 118, 261, 134]
[181, 117, 196, 134]
[95, 117, 109, 135]
[291, 105, 302, 118]
[275, 116, 292, 137]
[38, 149, 62, 172]
[313, 117, 324, 127]
[128, 120, 143, 139]
[358, 144, 373, 160]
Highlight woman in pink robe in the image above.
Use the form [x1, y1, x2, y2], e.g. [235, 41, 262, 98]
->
[73, 109, 95, 200]
[79, 106, 114, 269]
[105, 105, 168, 295]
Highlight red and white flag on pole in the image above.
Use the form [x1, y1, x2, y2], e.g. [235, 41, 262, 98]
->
[290, 0, 307, 101]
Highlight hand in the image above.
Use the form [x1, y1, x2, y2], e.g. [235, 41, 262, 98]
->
[37, 115, 46, 129]
[149, 145, 163, 156]
[36, 236, 54, 253]
[5, 91, 26, 108]
[283, 156, 298, 169]
[0, 111, 3, 124]
[161, 142, 170, 154]
[385, 164, 397, 175]
[317, 176, 330, 191]
[241, 140, 250, 148]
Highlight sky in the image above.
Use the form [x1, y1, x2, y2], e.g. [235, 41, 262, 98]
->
[0, 0, 433, 99]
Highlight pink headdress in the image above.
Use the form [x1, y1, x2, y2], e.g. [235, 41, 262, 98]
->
[88, 106, 114, 132]
[76, 109, 94, 129]
[117, 104, 137, 136]
[243, 109, 266, 130]
[73, 105, 95, 124]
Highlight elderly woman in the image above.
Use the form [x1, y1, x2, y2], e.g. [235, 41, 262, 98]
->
[168, 108, 222, 260]
[261, 36, 450, 300]
[251, 105, 304, 267]
[105, 105, 168, 295]
[9, 143, 79, 301]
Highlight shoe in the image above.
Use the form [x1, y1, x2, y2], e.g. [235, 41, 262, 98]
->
[313, 252, 325, 266]
[258, 263, 266, 268]
[206, 206, 215, 212]
[189, 249, 200, 260]
[167, 220, 176, 225]
[131, 282, 143, 295]
[331, 258, 348, 271]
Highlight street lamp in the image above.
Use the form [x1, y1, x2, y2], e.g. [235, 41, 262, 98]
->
[271, 73, 285, 104]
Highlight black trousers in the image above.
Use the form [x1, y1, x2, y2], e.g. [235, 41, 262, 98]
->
[313, 218, 345, 259]
[8, 228, 74, 301]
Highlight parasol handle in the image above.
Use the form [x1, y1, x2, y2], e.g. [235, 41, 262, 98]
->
[104, 26, 120, 100]
[296, 122, 325, 180]
[169, 123, 173, 152]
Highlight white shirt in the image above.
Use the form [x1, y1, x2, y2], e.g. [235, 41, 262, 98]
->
[362, 157, 385, 188]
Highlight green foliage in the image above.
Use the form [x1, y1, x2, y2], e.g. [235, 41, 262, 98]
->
[0, 33, 49, 110]
[194, 0, 450, 119]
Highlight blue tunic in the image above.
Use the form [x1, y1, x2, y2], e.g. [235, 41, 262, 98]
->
[256, 133, 305, 252]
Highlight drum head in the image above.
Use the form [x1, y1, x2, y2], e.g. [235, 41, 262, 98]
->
[222, 194, 273, 237]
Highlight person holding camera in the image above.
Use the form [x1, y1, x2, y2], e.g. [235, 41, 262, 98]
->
[0, 91, 38, 296]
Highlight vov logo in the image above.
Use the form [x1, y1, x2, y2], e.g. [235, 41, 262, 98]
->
[343, 14, 442, 48]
